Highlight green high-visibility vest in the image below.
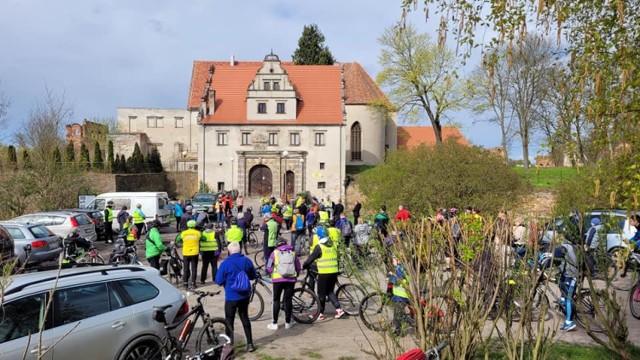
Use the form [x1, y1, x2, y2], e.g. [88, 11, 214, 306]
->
[200, 231, 219, 251]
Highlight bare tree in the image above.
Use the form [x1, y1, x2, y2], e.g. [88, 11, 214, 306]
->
[0, 80, 10, 140]
[15, 86, 73, 163]
[377, 23, 468, 143]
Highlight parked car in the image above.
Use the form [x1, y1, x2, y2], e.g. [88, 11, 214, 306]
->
[0, 265, 187, 360]
[541, 209, 635, 253]
[0, 222, 63, 267]
[84, 192, 173, 231]
[12, 211, 98, 242]
[0, 224, 16, 268]
[190, 193, 218, 217]
[63, 208, 106, 239]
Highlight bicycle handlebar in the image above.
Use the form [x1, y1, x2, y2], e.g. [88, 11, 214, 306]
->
[190, 289, 221, 297]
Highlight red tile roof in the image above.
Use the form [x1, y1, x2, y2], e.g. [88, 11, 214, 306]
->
[397, 126, 470, 149]
[188, 60, 389, 125]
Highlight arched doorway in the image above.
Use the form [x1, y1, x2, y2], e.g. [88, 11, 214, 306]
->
[284, 170, 295, 199]
[249, 165, 273, 197]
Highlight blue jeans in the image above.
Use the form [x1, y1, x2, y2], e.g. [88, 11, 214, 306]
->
[560, 277, 576, 322]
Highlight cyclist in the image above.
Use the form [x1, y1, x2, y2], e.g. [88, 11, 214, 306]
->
[629, 215, 640, 250]
[225, 217, 244, 246]
[145, 220, 166, 270]
[553, 237, 580, 331]
[104, 200, 115, 244]
[265, 238, 301, 330]
[174, 219, 206, 289]
[389, 257, 410, 336]
[63, 228, 91, 263]
[200, 222, 221, 284]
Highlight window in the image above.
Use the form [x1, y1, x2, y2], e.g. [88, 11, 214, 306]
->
[320, 162, 325, 170]
[241, 132, 250, 145]
[118, 279, 159, 304]
[264, 81, 270, 90]
[273, 81, 280, 90]
[277, 102, 285, 114]
[268, 133, 278, 146]
[290, 133, 300, 146]
[318, 182, 326, 189]
[175, 117, 184, 128]
[6, 227, 26, 239]
[147, 116, 164, 128]
[29, 225, 51, 239]
[217, 132, 228, 146]
[55, 283, 110, 325]
[258, 103, 267, 114]
[351, 122, 362, 161]
[217, 182, 225, 192]
[314, 132, 325, 146]
[73, 128, 80, 136]
[0, 293, 47, 344]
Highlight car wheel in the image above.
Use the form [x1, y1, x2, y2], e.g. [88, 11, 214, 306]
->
[118, 335, 163, 360]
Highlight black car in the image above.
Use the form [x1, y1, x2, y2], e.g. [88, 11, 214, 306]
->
[63, 208, 106, 239]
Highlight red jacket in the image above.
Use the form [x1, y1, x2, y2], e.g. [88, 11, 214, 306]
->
[394, 209, 412, 221]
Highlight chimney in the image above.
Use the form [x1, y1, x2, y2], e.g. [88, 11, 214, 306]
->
[230, 55, 235, 66]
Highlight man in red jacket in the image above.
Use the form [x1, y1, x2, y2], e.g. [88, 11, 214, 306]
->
[394, 205, 412, 222]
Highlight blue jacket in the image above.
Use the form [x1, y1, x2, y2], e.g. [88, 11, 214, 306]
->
[215, 253, 257, 301]
[174, 203, 184, 217]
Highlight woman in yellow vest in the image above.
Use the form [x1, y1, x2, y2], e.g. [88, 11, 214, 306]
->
[123, 216, 136, 246]
[389, 257, 410, 336]
[265, 239, 301, 330]
[302, 230, 345, 321]
[200, 223, 220, 285]
[174, 220, 206, 289]
[132, 203, 146, 241]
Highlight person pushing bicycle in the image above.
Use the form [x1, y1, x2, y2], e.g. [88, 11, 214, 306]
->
[553, 237, 580, 331]
[389, 256, 410, 336]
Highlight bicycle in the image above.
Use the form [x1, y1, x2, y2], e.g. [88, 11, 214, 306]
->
[608, 248, 640, 291]
[396, 341, 449, 360]
[297, 269, 367, 316]
[246, 223, 261, 249]
[247, 267, 321, 323]
[160, 244, 184, 285]
[62, 242, 105, 264]
[110, 238, 143, 265]
[151, 290, 233, 359]
[358, 281, 459, 335]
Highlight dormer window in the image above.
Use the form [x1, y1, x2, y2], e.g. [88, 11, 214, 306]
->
[273, 81, 280, 90]
[264, 81, 270, 91]
[258, 103, 267, 114]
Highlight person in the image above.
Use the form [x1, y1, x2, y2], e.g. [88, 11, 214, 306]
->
[336, 213, 354, 248]
[200, 222, 221, 284]
[237, 213, 250, 255]
[303, 227, 345, 321]
[389, 257, 410, 336]
[236, 194, 244, 213]
[306, 225, 328, 293]
[282, 201, 293, 231]
[305, 207, 317, 237]
[117, 205, 129, 233]
[63, 228, 91, 261]
[584, 217, 603, 276]
[179, 205, 194, 231]
[512, 217, 528, 259]
[394, 205, 412, 222]
[374, 205, 390, 238]
[553, 237, 581, 331]
[196, 209, 210, 229]
[327, 219, 342, 244]
[123, 215, 137, 246]
[132, 203, 146, 240]
[324, 196, 334, 220]
[216, 198, 225, 224]
[174, 219, 205, 289]
[215, 241, 257, 353]
[352, 202, 362, 228]
[333, 199, 344, 223]
[629, 215, 640, 250]
[317, 205, 330, 226]
[290, 208, 305, 254]
[173, 200, 184, 232]
[265, 238, 301, 330]
[265, 213, 278, 262]
[353, 219, 371, 268]
[225, 217, 244, 246]
[145, 220, 166, 269]
[104, 201, 115, 244]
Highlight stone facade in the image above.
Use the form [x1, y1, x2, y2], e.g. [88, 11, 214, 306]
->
[65, 119, 109, 153]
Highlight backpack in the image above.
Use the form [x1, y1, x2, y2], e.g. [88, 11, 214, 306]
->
[275, 249, 296, 277]
[341, 220, 353, 236]
[295, 215, 304, 231]
[230, 263, 251, 294]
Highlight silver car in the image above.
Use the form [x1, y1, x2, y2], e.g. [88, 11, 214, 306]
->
[0, 222, 63, 267]
[0, 265, 186, 360]
[12, 211, 98, 242]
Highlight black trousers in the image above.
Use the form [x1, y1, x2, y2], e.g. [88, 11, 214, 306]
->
[317, 273, 341, 314]
[148, 255, 160, 270]
[272, 282, 295, 323]
[135, 223, 144, 240]
[225, 297, 253, 345]
[105, 222, 114, 243]
[200, 250, 218, 283]
[175, 216, 181, 231]
[183, 255, 198, 286]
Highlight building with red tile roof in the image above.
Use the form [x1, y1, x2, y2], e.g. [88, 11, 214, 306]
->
[397, 126, 469, 149]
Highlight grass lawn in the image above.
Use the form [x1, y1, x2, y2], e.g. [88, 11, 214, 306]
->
[476, 342, 640, 360]
[514, 166, 579, 189]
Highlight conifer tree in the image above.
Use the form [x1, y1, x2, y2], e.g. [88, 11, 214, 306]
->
[65, 142, 75, 163]
[80, 143, 90, 170]
[92, 141, 104, 170]
[292, 24, 335, 65]
[22, 149, 31, 169]
[53, 147, 62, 167]
[120, 154, 127, 173]
[7, 145, 17, 168]
[129, 142, 146, 173]
[107, 140, 114, 170]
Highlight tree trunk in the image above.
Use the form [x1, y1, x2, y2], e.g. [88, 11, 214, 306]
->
[522, 131, 530, 170]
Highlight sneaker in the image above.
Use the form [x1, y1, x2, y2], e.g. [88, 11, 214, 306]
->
[285, 322, 294, 329]
[561, 321, 576, 331]
[246, 343, 256, 352]
[107, 240, 113, 244]
[335, 309, 346, 319]
[267, 323, 278, 330]
[317, 313, 325, 321]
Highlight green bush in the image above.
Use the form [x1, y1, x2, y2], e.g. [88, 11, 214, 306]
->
[358, 139, 526, 216]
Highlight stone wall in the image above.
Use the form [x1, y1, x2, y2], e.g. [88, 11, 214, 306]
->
[166, 171, 199, 199]
[86, 172, 198, 199]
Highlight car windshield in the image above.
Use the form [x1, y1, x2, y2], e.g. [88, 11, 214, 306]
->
[192, 194, 216, 202]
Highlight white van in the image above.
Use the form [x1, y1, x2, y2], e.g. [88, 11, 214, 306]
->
[85, 192, 173, 231]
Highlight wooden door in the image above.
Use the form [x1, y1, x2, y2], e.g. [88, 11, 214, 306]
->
[285, 171, 295, 198]
[249, 165, 272, 197]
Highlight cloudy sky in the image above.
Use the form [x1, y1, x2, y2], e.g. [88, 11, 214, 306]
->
[0, 0, 545, 158]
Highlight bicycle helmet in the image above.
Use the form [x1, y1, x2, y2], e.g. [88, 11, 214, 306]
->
[316, 226, 328, 240]
[185, 205, 193, 212]
[150, 220, 160, 228]
[187, 220, 197, 228]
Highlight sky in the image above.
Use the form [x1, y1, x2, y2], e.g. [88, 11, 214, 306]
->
[0, 0, 545, 159]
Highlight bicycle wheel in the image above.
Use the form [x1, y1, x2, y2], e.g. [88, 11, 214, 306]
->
[610, 261, 639, 291]
[249, 232, 259, 249]
[195, 317, 234, 353]
[297, 236, 310, 257]
[359, 292, 394, 332]
[291, 288, 320, 324]
[254, 250, 265, 268]
[512, 285, 550, 322]
[248, 289, 265, 321]
[629, 283, 640, 320]
[170, 257, 184, 285]
[337, 283, 367, 316]
[91, 254, 106, 264]
[574, 290, 607, 333]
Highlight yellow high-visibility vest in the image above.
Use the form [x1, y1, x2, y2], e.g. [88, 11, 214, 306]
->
[317, 243, 338, 274]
